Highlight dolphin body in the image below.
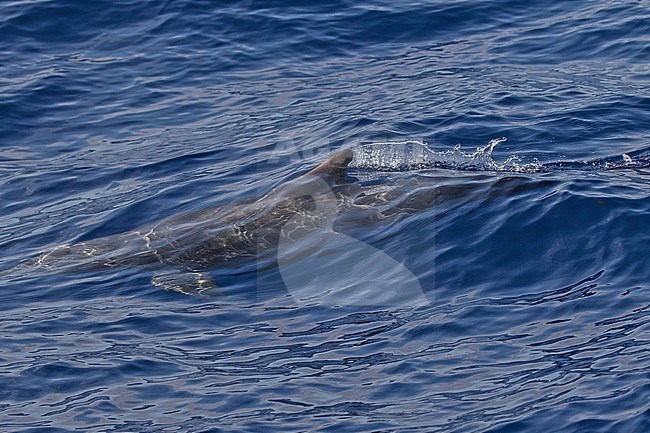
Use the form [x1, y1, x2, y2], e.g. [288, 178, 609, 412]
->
[2, 149, 557, 297]
[1, 150, 356, 294]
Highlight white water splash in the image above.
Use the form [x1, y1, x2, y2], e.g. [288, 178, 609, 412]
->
[350, 138, 544, 173]
[352, 137, 506, 171]
[350, 139, 650, 173]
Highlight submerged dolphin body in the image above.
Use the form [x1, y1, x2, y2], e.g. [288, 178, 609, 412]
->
[2, 148, 557, 298]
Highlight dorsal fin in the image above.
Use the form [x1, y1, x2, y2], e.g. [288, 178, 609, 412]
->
[306, 149, 354, 182]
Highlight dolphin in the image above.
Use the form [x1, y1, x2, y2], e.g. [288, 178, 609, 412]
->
[1, 148, 558, 299]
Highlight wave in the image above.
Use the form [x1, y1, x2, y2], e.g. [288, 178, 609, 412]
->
[350, 138, 650, 173]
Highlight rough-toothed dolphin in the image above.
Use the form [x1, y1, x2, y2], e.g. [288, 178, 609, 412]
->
[2, 148, 559, 300]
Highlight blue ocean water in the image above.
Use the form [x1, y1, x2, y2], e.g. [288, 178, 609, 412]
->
[1, 0, 649, 431]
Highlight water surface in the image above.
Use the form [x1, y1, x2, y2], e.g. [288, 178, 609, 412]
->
[1, 1, 649, 431]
